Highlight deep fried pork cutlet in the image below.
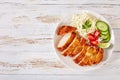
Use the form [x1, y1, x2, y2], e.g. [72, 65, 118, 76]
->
[56, 25, 104, 66]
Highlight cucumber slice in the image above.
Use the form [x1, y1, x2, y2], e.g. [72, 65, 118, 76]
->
[103, 36, 111, 42]
[96, 20, 111, 42]
[100, 34, 109, 39]
[96, 20, 109, 32]
[101, 30, 109, 35]
[101, 32, 111, 42]
[98, 42, 111, 48]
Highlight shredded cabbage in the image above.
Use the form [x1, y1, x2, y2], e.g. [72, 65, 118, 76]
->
[70, 12, 98, 39]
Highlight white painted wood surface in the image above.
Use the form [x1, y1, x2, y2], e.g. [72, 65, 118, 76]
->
[0, 0, 120, 79]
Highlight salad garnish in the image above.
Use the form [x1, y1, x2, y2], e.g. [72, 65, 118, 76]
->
[82, 19, 91, 29]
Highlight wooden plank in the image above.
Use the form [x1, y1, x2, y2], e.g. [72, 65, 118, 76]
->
[0, 75, 120, 80]
[0, 51, 119, 74]
[0, 4, 119, 28]
[0, 0, 119, 5]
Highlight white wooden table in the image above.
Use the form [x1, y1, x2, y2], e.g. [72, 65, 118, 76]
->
[0, 0, 120, 79]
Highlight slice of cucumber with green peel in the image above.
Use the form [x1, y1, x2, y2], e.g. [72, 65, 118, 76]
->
[101, 30, 109, 35]
[98, 42, 111, 48]
[100, 34, 109, 39]
[101, 33, 111, 42]
[103, 36, 111, 42]
[96, 20, 111, 42]
[96, 20, 109, 32]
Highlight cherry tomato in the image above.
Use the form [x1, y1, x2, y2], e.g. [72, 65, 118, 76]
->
[88, 33, 96, 41]
[87, 30, 100, 46]
[90, 40, 98, 46]
[94, 30, 100, 39]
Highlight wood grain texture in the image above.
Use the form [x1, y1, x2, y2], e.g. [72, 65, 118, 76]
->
[0, 0, 119, 76]
[0, 75, 120, 80]
[0, 0, 120, 5]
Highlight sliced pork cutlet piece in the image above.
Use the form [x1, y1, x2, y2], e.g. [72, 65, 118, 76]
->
[88, 47, 99, 66]
[79, 46, 93, 66]
[73, 44, 89, 64]
[69, 43, 83, 57]
[94, 48, 104, 64]
[80, 38, 87, 46]
[69, 37, 86, 57]
[79, 47, 104, 66]
[62, 36, 81, 56]
[87, 47, 99, 66]
[79, 55, 89, 66]
[57, 32, 76, 51]
[57, 25, 77, 35]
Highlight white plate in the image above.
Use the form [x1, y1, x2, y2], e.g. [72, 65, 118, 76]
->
[54, 10, 115, 71]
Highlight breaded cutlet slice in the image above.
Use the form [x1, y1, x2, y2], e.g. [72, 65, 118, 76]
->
[69, 38, 86, 57]
[73, 44, 89, 64]
[69, 43, 83, 57]
[57, 32, 76, 51]
[57, 25, 77, 35]
[62, 36, 81, 56]
[79, 55, 89, 66]
[87, 47, 99, 66]
[94, 48, 104, 64]
[79, 47, 93, 66]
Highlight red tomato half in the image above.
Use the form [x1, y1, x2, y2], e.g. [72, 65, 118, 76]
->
[90, 40, 98, 46]
[88, 33, 96, 41]
[94, 30, 100, 39]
